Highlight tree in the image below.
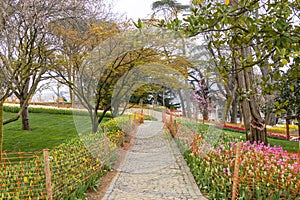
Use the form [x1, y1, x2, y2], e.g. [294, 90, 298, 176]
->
[273, 71, 300, 139]
[151, 0, 189, 22]
[171, 0, 299, 143]
[72, 32, 161, 132]
[0, 0, 111, 130]
[194, 79, 210, 121]
[52, 19, 119, 103]
[0, 0, 110, 154]
[69, 24, 193, 133]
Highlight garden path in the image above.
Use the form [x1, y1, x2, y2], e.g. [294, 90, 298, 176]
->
[102, 112, 206, 200]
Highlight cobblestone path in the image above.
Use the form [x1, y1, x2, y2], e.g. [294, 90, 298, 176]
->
[102, 117, 206, 200]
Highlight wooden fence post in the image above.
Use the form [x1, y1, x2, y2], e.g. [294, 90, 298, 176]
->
[104, 126, 107, 135]
[232, 142, 242, 200]
[121, 128, 124, 146]
[134, 113, 137, 124]
[43, 149, 53, 200]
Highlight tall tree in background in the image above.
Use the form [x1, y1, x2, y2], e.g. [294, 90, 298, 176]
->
[151, 0, 189, 22]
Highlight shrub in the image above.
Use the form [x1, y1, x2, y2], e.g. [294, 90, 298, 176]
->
[101, 115, 136, 146]
[3, 105, 112, 117]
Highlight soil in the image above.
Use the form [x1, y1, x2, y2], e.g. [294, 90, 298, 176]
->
[86, 134, 135, 200]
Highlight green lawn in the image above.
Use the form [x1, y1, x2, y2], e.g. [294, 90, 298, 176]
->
[3, 112, 110, 152]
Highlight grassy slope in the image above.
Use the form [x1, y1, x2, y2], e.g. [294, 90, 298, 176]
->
[3, 112, 110, 152]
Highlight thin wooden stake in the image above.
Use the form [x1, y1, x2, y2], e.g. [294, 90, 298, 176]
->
[232, 142, 242, 200]
[43, 149, 53, 200]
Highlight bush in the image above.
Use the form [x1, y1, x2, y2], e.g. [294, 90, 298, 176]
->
[101, 115, 136, 146]
[3, 105, 112, 117]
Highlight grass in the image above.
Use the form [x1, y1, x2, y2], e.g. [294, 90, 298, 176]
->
[223, 129, 299, 152]
[3, 112, 110, 152]
[176, 119, 299, 153]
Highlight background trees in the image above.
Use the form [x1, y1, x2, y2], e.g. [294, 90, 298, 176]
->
[164, 0, 299, 143]
[0, 0, 112, 129]
[0, 0, 112, 155]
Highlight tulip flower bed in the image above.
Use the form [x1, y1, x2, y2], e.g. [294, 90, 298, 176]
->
[214, 123, 299, 140]
[267, 126, 298, 134]
[184, 134, 300, 199]
[101, 114, 141, 146]
[168, 119, 300, 199]
[0, 133, 117, 200]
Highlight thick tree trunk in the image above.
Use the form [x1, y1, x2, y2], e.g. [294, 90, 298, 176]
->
[20, 97, 30, 130]
[0, 100, 3, 160]
[237, 69, 267, 144]
[235, 49, 267, 144]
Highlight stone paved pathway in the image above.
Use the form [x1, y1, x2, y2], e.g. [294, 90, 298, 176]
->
[102, 114, 206, 200]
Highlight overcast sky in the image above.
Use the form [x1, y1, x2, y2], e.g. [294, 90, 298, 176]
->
[114, 0, 191, 20]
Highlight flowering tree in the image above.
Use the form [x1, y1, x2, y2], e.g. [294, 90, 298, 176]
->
[194, 79, 210, 121]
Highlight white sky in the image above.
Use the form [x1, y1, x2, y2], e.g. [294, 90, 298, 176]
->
[114, 0, 191, 20]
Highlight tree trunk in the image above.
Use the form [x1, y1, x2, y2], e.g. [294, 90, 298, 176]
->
[236, 50, 267, 144]
[286, 116, 290, 141]
[154, 93, 158, 106]
[20, 97, 30, 130]
[162, 88, 165, 107]
[203, 106, 209, 121]
[222, 81, 238, 124]
[92, 112, 99, 133]
[178, 89, 186, 117]
[297, 117, 300, 150]
[237, 69, 267, 144]
[230, 98, 237, 124]
[0, 100, 3, 160]
[239, 104, 243, 124]
[222, 96, 232, 124]
[265, 112, 276, 126]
